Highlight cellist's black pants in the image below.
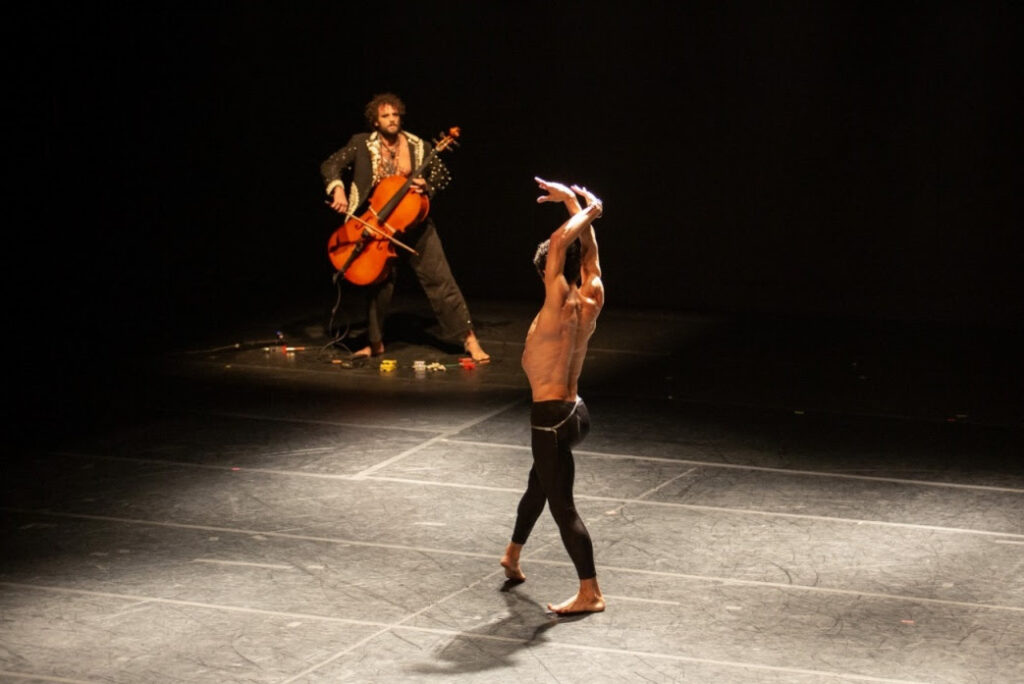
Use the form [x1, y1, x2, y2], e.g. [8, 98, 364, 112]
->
[367, 219, 473, 344]
[511, 397, 596, 580]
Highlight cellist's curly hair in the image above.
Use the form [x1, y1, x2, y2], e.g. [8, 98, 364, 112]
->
[364, 93, 407, 129]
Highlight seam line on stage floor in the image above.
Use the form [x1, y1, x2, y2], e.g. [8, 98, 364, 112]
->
[0, 582, 934, 684]
[50, 439, 1024, 495]
[448, 438, 1024, 493]
[0, 671, 97, 684]
[40, 452, 1024, 538]
[351, 399, 523, 478]
[51, 404, 1021, 493]
[368, 477, 1024, 539]
[193, 410, 448, 433]
[4, 509, 1022, 614]
[282, 564, 517, 682]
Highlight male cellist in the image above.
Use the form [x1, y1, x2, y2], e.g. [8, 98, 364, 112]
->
[501, 177, 605, 614]
[320, 93, 489, 361]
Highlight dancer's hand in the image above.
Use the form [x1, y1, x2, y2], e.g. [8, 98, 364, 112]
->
[535, 177, 582, 213]
[535, 177, 575, 204]
[571, 184, 603, 218]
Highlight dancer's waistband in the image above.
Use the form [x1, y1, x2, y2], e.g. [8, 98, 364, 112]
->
[531, 396, 582, 431]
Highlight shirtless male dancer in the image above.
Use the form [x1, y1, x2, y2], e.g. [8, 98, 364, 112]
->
[500, 177, 605, 615]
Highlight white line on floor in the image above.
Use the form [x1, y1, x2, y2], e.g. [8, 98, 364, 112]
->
[351, 434, 450, 479]
[352, 399, 522, 478]
[34, 452, 1024, 539]
[0, 583, 932, 684]
[50, 452, 360, 481]
[360, 475, 520, 493]
[582, 468, 698, 535]
[50, 423, 1022, 495]
[0, 582, 387, 628]
[596, 497, 1024, 540]
[264, 447, 339, 455]
[447, 438, 1024, 494]
[103, 599, 155, 619]
[601, 594, 681, 606]
[4, 509, 1022, 614]
[359, 475, 1024, 540]
[0, 671, 99, 684]
[633, 467, 699, 500]
[192, 558, 295, 570]
[1, 507, 493, 560]
[276, 626, 395, 683]
[200, 410, 445, 433]
[534, 641, 931, 684]
[287, 567, 517, 682]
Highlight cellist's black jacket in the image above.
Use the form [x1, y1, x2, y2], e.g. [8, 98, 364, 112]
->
[320, 130, 451, 213]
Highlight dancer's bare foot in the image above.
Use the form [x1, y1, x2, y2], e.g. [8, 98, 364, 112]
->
[351, 341, 385, 359]
[500, 542, 525, 581]
[464, 331, 490, 363]
[547, 578, 605, 614]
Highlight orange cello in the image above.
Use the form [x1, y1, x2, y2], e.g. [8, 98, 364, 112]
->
[327, 127, 461, 286]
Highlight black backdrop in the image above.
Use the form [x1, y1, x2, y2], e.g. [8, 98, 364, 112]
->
[19, 2, 1023, 363]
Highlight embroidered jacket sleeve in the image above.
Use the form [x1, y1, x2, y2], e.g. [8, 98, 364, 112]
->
[401, 131, 452, 199]
[422, 148, 452, 198]
[320, 135, 360, 197]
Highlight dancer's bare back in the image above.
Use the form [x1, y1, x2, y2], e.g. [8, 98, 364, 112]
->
[522, 180, 604, 402]
[522, 279, 602, 401]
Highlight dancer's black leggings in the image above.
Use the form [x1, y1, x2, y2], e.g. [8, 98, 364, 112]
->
[511, 397, 595, 579]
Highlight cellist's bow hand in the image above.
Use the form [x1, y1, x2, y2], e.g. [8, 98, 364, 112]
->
[534, 176, 582, 213]
[329, 186, 349, 214]
[571, 184, 603, 218]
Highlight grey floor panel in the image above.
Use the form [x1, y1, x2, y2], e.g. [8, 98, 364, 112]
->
[454, 399, 1024, 489]
[525, 500, 1024, 609]
[2, 514, 497, 623]
[7, 455, 1020, 609]
[8, 300, 1022, 683]
[0, 588, 380, 683]
[68, 412, 436, 475]
[407, 567, 1024, 684]
[373, 441, 1024, 534]
[3, 458, 552, 556]
[288, 625, 858, 684]
[376, 441, 697, 500]
[643, 466, 1024, 534]
[159, 363, 524, 431]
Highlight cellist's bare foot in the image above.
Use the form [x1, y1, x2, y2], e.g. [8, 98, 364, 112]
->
[500, 542, 525, 581]
[547, 578, 605, 615]
[464, 331, 490, 363]
[351, 341, 385, 359]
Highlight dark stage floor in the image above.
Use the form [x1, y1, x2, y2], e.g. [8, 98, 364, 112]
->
[3, 295, 1023, 683]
